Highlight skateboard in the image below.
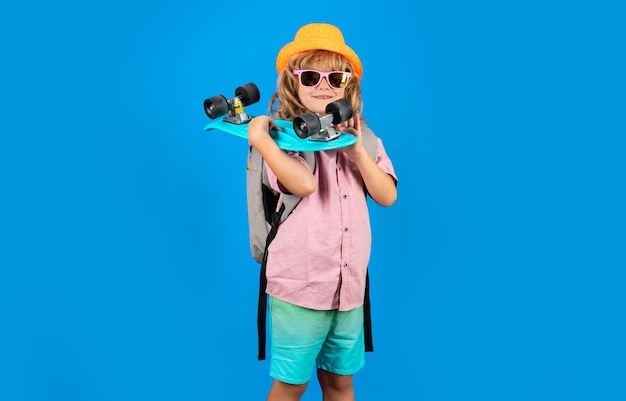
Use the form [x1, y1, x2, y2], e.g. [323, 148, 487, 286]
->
[203, 83, 357, 152]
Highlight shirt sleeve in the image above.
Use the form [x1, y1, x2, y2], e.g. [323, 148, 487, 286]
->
[374, 138, 399, 185]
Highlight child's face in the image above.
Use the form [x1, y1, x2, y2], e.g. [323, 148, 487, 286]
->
[297, 61, 346, 115]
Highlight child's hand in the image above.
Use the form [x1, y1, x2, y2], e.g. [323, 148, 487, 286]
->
[335, 114, 366, 161]
[248, 116, 280, 148]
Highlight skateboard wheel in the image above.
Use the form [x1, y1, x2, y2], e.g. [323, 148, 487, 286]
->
[326, 99, 353, 125]
[204, 95, 229, 119]
[293, 112, 321, 139]
[235, 82, 261, 106]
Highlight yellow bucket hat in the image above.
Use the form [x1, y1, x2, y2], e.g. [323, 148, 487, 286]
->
[276, 23, 363, 79]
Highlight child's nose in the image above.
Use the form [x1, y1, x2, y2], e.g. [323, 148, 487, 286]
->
[318, 76, 331, 89]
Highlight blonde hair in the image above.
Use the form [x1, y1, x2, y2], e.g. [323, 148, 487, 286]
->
[268, 50, 364, 121]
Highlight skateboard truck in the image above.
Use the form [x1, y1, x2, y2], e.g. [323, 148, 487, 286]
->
[204, 82, 261, 124]
[292, 99, 353, 142]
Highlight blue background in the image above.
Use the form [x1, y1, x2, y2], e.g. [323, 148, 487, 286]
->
[1, 1, 625, 400]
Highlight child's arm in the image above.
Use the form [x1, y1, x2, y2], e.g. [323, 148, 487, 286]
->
[339, 115, 398, 207]
[248, 116, 317, 197]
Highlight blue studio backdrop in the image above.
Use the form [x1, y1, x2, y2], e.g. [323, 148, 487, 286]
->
[1, 1, 625, 400]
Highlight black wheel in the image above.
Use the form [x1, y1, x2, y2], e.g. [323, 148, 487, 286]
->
[204, 95, 229, 119]
[293, 112, 321, 139]
[326, 99, 353, 124]
[235, 82, 260, 106]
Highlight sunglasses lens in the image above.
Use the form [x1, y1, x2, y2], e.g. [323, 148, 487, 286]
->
[329, 72, 349, 88]
[300, 71, 321, 87]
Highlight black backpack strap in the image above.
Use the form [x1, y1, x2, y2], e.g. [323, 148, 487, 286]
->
[257, 202, 285, 360]
[364, 270, 374, 352]
[361, 126, 377, 352]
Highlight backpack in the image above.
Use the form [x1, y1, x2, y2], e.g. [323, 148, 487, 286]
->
[246, 126, 379, 361]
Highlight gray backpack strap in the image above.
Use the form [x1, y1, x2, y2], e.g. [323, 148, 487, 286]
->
[361, 125, 378, 160]
[247, 148, 317, 264]
[247, 146, 273, 264]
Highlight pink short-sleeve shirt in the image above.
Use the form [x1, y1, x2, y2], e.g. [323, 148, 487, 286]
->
[265, 137, 397, 311]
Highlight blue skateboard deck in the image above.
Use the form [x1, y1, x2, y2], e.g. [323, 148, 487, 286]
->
[204, 118, 357, 152]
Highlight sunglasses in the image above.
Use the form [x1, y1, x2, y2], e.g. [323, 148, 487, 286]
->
[293, 69, 352, 89]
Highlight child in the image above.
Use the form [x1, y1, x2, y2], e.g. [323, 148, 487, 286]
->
[247, 23, 398, 401]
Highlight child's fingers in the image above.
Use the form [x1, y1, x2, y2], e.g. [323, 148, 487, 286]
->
[269, 120, 282, 131]
[337, 117, 355, 130]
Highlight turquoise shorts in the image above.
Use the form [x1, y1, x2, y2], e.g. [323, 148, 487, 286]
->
[268, 296, 365, 385]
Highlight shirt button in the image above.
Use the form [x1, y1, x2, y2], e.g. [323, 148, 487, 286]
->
[344, 227, 349, 232]
[343, 262, 349, 268]
[342, 194, 348, 199]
